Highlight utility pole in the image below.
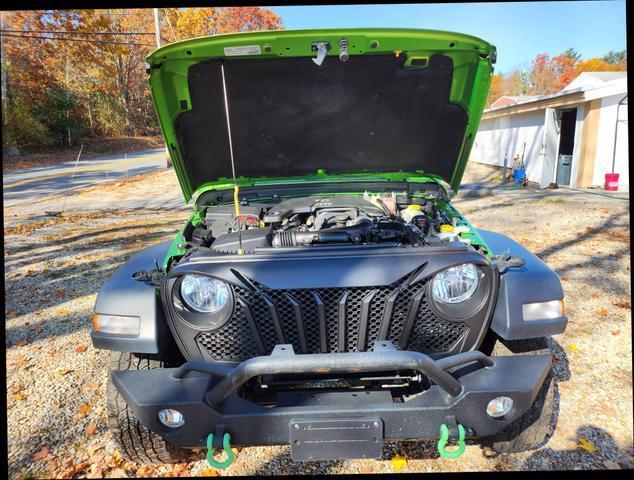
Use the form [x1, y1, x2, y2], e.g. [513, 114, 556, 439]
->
[66, 57, 72, 147]
[153, 8, 161, 47]
[1, 11, 8, 127]
[153, 8, 171, 169]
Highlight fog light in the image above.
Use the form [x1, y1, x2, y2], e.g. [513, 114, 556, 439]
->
[486, 396, 513, 418]
[158, 409, 185, 428]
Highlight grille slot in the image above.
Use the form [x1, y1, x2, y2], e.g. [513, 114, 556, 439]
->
[196, 281, 469, 362]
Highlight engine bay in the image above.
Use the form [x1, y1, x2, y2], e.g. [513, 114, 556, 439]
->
[180, 191, 480, 256]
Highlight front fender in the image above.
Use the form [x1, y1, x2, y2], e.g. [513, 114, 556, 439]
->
[478, 229, 567, 340]
[91, 241, 172, 354]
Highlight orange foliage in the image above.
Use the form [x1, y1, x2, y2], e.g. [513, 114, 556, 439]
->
[2, 8, 283, 150]
[575, 58, 625, 74]
[552, 56, 577, 90]
[485, 74, 504, 108]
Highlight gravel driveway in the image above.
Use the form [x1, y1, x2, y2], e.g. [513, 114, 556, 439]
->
[5, 164, 632, 477]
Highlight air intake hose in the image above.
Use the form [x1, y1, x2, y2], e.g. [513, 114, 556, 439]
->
[272, 218, 374, 247]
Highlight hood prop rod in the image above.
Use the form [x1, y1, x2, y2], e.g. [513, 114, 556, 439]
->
[220, 62, 244, 255]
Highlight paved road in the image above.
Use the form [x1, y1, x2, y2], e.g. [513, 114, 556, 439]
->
[2, 148, 166, 208]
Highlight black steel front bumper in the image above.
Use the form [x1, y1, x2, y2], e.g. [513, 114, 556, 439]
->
[112, 341, 551, 451]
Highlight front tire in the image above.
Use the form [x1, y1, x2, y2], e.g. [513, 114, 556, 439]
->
[485, 337, 557, 453]
[106, 352, 197, 465]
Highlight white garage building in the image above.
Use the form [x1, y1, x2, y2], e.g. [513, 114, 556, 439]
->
[470, 72, 628, 188]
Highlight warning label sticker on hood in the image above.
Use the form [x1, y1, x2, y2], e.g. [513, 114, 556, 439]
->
[223, 45, 261, 56]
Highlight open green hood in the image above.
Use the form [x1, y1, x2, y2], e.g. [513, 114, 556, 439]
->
[146, 28, 496, 201]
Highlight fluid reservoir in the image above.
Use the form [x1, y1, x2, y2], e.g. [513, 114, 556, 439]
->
[401, 204, 423, 223]
[438, 223, 471, 242]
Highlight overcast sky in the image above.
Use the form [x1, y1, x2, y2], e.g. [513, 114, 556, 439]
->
[267, 1, 627, 74]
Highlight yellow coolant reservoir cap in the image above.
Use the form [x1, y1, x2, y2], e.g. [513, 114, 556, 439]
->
[407, 204, 422, 211]
[439, 224, 454, 233]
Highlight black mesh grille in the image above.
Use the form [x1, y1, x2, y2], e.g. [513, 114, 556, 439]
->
[196, 280, 469, 361]
[195, 300, 258, 360]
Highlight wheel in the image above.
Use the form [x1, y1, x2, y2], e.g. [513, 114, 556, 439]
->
[485, 337, 557, 453]
[107, 351, 198, 465]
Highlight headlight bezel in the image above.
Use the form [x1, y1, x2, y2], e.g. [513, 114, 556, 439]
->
[180, 274, 230, 314]
[432, 263, 480, 304]
[427, 262, 491, 321]
[172, 274, 234, 331]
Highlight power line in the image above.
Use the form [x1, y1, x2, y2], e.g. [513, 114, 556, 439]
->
[0, 33, 155, 46]
[0, 28, 154, 36]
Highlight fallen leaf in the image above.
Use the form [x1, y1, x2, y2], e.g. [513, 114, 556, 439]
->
[6, 309, 19, 319]
[601, 402, 617, 416]
[577, 437, 597, 453]
[54, 289, 65, 298]
[17, 340, 28, 347]
[60, 466, 78, 479]
[56, 368, 71, 376]
[75, 345, 88, 353]
[32, 446, 50, 461]
[569, 343, 579, 352]
[78, 403, 92, 415]
[11, 356, 29, 367]
[610, 330, 621, 336]
[9, 385, 25, 395]
[390, 454, 408, 472]
[107, 468, 128, 478]
[136, 466, 157, 477]
[200, 469, 219, 477]
[613, 299, 631, 309]
[86, 424, 97, 436]
[595, 308, 609, 317]
[13, 393, 27, 401]
[111, 449, 123, 466]
[604, 460, 621, 469]
[56, 307, 69, 315]
[86, 443, 105, 455]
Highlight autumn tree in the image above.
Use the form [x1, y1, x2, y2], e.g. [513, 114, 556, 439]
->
[2, 7, 283, 151]
[526, 53, 558, 95]
[503, 70, 528, 96]
[561, 47, 581, 61]
[575, 57, 626, 74]
[603, 50, 626, 65]
[485, 73, 503, 108]
[551, 55, 577, 90]
[162, 7, 282, 42]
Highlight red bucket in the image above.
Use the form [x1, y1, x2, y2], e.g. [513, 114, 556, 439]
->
[604, 173, 620, 191]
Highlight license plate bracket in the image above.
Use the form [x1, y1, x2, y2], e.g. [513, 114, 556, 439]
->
[290, 418, 383, 461]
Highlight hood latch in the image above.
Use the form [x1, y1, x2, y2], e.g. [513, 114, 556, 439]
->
[311, 41, 331, 66]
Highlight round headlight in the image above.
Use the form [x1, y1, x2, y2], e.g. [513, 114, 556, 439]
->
[180, 275, 230, 313]
[432, 263, 479, 304]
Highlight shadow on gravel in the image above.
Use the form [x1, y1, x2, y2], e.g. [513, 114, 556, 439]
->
[4, 220, 181, 344]
[4, 220, 183, 265]
[251, 447, 344, 475]
[521, 426, 634, 470]
[535, 211, 629, 261]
